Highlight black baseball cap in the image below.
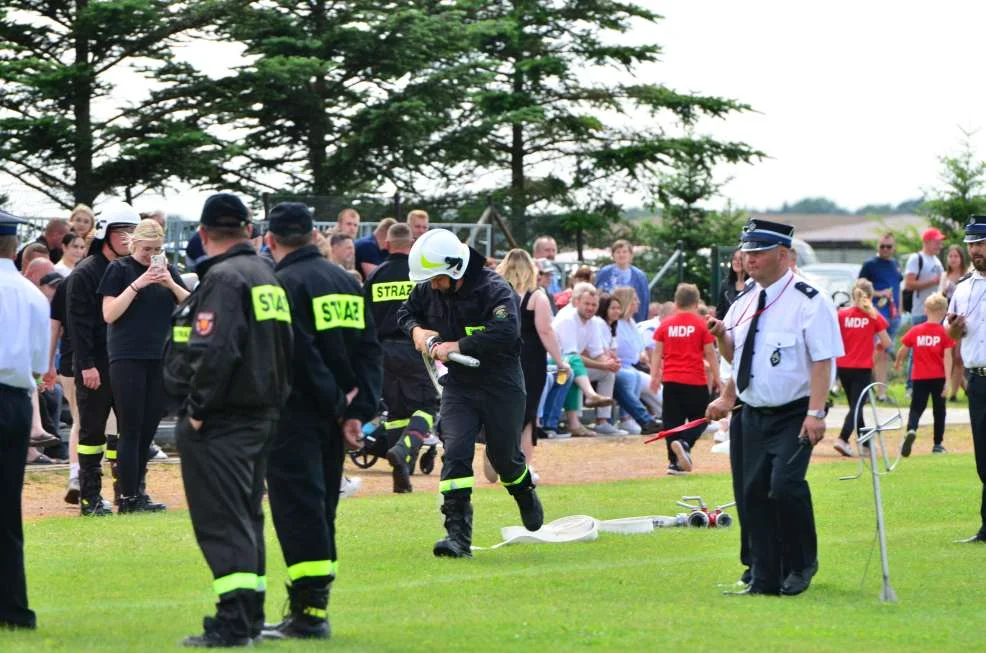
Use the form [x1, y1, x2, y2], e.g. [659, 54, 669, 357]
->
[0, 209, 26, 236]
[200, 193, 250, 227]
[267, 202, 314, 236]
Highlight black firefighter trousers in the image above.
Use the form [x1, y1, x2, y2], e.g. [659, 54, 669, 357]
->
[438, 373, 529, 499]
[177, 414, 274, 638]
[267, 415, 344, 590]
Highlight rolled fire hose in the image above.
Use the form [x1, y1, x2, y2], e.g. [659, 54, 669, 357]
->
[472, 514, 694, 551]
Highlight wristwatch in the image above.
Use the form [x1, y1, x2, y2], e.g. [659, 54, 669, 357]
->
[807, 409, 827, 419]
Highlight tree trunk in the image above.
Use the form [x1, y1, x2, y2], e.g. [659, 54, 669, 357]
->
[510, 59, 526, 244]
[308, 0, 330, 194]
[73, 0, 95, 205]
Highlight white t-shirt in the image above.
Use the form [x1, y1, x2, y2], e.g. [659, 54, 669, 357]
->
[53, 261, 73, 277]
[552, 310, 607, 358]
[905, 251, 944, 317]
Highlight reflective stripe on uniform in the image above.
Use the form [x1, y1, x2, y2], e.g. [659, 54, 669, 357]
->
[251, 284, 291, 323]
[256, 575, 266, 592]
[439, 476, 475, 493]
[313, 294, 365, 331]
[410, 409, 434, 430]
[213, 572, 259, 595]
[464, 325, 485, 336]
[304, 606, 327, 619]
[384, 418, 410, 430]
[501, 466, 529, 487]
[371, 281, 414, 303]
[104, 448, 117, 460]
[77, 444, 105, 455]
[173, 326, 191, 343]
[287, 560, 338, 581]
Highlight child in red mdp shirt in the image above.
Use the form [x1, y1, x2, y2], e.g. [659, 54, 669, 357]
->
[895, 293, 954, 455]
[834, 281, 891, 456]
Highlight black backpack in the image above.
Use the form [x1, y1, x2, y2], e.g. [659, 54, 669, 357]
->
[901, 254, 923, 313]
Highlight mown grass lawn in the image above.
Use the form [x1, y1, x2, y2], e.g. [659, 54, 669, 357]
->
[4, 452, 986, 652]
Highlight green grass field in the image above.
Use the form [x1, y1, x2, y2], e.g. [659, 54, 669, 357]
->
[5, 453, 986, 652]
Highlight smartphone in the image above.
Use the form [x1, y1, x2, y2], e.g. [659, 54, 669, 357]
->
[150, 254, 167, 269]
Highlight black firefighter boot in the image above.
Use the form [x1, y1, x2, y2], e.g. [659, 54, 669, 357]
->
[183, 590, 254, 648]
[106, 434, 120, 505]
[386, 432, 423, 494]
[261, 581, 331, 640]
[507, 473, 544, 532]
[433, 494, 473, 558]
[79, 457, 112, 517]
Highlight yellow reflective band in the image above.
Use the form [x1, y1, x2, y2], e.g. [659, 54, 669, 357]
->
[104, 449, 117, 460]
[77, 444, 105, 455]
[464, 325, 486, 336]
[411, 410, 434, 430]
[313, 294, 365, 331]
[501, 466, 529, 487]
[420, 253, 446, 270]
[251, 285, 292, 323]
[384, 418, 410, 430]
[287, 560, 337, 581]
[304, 607, 327, 619]
[403, 436, 412, 448]
[213, 572, 259, 596]
[372, 281, 415, 303]
[173, 326, 191, 343]
[256, 576, 266, 591]
[439, 476, 475, 493]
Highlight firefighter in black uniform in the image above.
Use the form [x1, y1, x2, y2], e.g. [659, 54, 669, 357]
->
[397, 229, 544, 558]
[162, 193, 293, 647]
[260, 202, 382, 639]
[66, 203, 139, 516]
[363, 222, 438, 493]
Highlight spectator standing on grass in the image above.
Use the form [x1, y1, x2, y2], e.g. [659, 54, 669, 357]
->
[595, 239, 649, 322]
[47, 268, 84, 503]
[833, 280, 891, 457]
[945, 215, 986, 544]
[650, 283, 720, 474]
[0, 209, 49, 630]
[859, 233, 903, 400]
[99, 219, 189, 513]
[897, 293, 953, 456]
[495, 249, 571, 477]
[904, 228, 945, 389]
[53, 232, 87, 277]
[940, 244, 969, 401]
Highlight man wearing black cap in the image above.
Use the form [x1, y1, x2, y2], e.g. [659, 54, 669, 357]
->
[163, 193, 294, 647]
[259, 202, 382, 639]
[0, 210, 50, 629]
[947, 215, 986, 544]
[363, 222, 439, 493]
[707, 218, 842, 597]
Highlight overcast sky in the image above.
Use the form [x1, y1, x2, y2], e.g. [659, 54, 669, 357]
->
[5, 1, 985, 217]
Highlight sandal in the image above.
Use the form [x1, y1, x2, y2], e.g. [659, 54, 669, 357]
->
[584, 395, 614, 408]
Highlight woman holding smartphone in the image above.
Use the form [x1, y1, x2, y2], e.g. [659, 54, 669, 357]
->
[98, 219, 189, 513]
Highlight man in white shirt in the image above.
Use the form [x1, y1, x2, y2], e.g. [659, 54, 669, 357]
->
[0, 210, 51, 629]
[551, 285, 622, 435]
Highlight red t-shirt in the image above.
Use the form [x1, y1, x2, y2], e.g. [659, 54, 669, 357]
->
[654, 311, 713, 386]
[901, 321, 954, 380]
[836, 307, 889, 369]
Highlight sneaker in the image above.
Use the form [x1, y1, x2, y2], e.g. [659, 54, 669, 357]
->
[541, 428, 571, 439]
[619, 419, 642, 435]
[671, 441, 693, 472]
[568, 424, 595, 437]
[833, 439, 854, 457]
[592, 422, 627, 436]
[901, 430, 916, 458]
[667, 463, 690, 476]
[148, 443, 169, 461]
[530, 466, 541, 485]
[640, 420, 663, 436]
[65, 477, 80, 505]
[339, 476, 362, 499]
[933, 444, 947, 454]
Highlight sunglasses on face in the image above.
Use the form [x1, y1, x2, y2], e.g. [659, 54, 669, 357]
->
[879, 244, 894, 249]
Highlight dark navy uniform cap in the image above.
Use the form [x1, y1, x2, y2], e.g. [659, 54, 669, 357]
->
[267, 202, 314, 236]
[200, 193, 250, 228]
[0, 209, 26, 236]
[740, 218, 795, 252]
[964, 215, 986, 243]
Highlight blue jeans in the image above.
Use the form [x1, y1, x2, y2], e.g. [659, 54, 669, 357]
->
[613, 368, 654, 426]
[906, 314, 928, 390]
[541, 373, 575, 430]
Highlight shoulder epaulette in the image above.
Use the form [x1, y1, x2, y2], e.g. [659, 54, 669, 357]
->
[794, 281, 818, 299]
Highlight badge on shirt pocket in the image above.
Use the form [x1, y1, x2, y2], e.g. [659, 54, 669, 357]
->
[763, 332, 795, 368]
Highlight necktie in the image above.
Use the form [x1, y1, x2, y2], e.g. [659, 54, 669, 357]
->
[736, 289, 767, 393]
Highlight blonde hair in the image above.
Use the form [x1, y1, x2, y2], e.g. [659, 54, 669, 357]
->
[610, 286, 638, 321]
[674, 282, 700, 308]
[852, 278, 875, 310]
[571, 282, 597, 304]
[69, 204, 95, 237]
[925, 292, 948, 314]
[127, 219, 164, 254]
[407, 209, 429, 222]
[496, 248, 538, 294]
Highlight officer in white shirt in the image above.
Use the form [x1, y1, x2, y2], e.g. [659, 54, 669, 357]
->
[946, 215, 986, 543]
[707, 219, 842, 596]
[0, 210, 50, 629]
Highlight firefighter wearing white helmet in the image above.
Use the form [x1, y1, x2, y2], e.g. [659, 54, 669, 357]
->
[397, 229, 544, 558]
[65, 201, 141, 516]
